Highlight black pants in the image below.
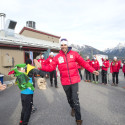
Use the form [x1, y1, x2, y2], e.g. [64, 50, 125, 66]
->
[21, 94, 33, 125]
[92, 74, 98, 81]
[112, 72, 119, 84]
[78, 69, 82, 80]
[49, 70, 57, 86]
[85, 69, 91, 81]
[63, 83, 81, 120]
[102, 70, 107, 84]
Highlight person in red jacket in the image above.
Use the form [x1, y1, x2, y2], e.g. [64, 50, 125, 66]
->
[122, 60, 125, 78]
[110, 56, 121, 86]
[85, 56, 91, 82]
[34, 38, 99, 125]
[101, 56, 110, 85]
[45, 52, 58, 88]
[38, 54, 48, 78]
[38, 54, 46, 65]
[91, 56, 100, 84]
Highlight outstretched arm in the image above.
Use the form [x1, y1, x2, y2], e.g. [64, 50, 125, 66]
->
[93, 71, 99, 75]
[34, 59, 57, 72]
[34, 59, 42, 69]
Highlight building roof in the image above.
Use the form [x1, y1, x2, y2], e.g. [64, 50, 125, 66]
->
[0, 31, 78, 52]
[0, 31, 60, 50]
[19, 27, 61, 39]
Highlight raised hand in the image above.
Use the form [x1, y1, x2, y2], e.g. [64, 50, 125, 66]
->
[0, 81, 6, 91]
[34, 59, 42, 69]
[93, 71, 99, 76]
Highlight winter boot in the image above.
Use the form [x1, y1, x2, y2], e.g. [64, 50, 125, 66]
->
[96, 81, 99, 84]
[76, 120, 83, 125]
[50, 81, 53, 87]
[115, 84, 118, 86]
[31, 106, 37, 114]
[71, 108, 75, 117]
[22, 122, 28, 125]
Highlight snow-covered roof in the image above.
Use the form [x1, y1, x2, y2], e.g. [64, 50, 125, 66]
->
[0, 31, 78, 51]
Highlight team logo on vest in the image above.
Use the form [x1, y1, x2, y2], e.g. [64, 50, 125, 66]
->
[70, 55, 73, 58]
[58, 56, 64, 63]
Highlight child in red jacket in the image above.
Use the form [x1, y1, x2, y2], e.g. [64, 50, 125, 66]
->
[38, 54, 46, 65]
[45, 52, 58, 88]
[91, 56, 100, 84]
[38, 54, 48, 78]
[101, 56, 110, 85]
[110, 57, 121, 86]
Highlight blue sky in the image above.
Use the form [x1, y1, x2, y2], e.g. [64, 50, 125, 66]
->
[1, 0, 125, 50]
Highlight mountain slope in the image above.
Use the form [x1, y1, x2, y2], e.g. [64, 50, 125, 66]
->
[104, 43, 125, 58]
[71, 44, 106, 58]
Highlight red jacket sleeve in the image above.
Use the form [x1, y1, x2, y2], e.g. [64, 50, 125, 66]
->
[118, 62, 121, 70]
[75, 52, 95, 73]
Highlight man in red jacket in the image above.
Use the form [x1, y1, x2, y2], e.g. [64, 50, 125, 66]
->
[34, 38, 99, 125]
[101, 56, 110, 85]
[45, 52, 58, 88]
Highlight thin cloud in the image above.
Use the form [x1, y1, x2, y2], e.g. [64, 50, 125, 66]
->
[0, 0, 125, 50]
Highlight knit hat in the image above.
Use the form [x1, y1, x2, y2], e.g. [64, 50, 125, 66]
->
[87, 56, 89, 59]
[113, 56, 117, 60]
[49, 52, 54, 56]
[60, 38, 68, 46]
[93, 56, 96, 60]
